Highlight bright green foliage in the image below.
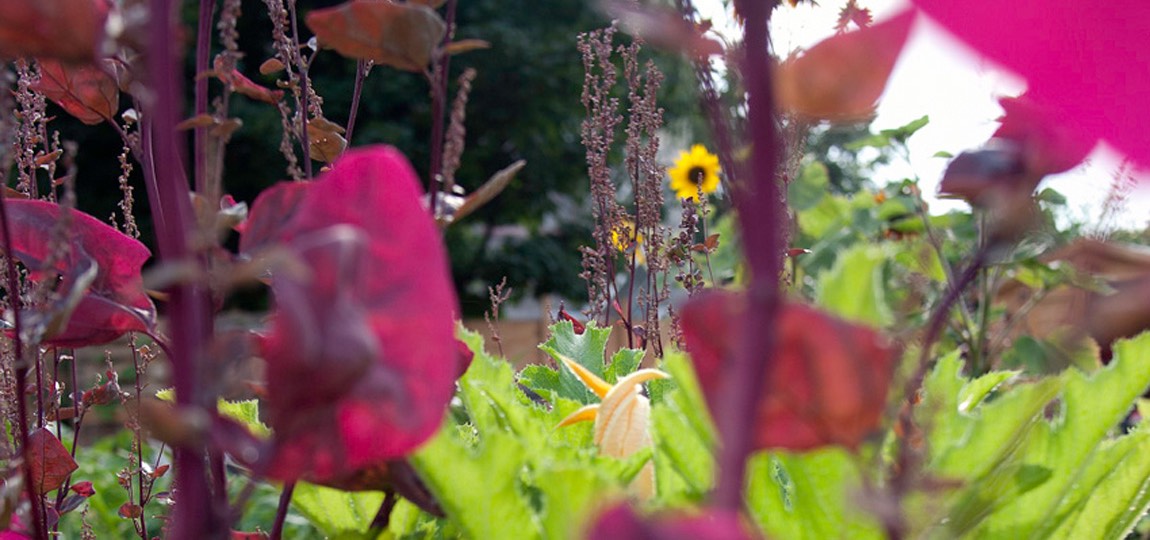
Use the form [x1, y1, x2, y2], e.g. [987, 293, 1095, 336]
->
[217, 398, 271, 437]
[650, 352, 717, 504]
[604, 348, 645, 385]
[891, 240, 947, 283]
[815, 243, 894, 327]
[530, 321, 646, 402]
[537, 320, 614, 404]
[845, 115, 930, 151]
[916, 332, 1150, 538]
[789, 161, 831, 211]
[407, 327, 640, 539]
[740, 334, 1150, 540]
[398, 326, 718, 539]
[746, 449, 885, 539]
[290, 484, 384, 538]
[155, 389, 271, 438]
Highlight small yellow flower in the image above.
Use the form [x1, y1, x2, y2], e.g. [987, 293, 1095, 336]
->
[668, 144, 721, 201]
[610, 219, 643, 253]
[555, 354, 669, 500]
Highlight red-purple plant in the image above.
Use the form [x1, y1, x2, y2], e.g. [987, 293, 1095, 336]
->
[0, 0, 108, 63]
[914, 0, 1150, 170]
[588, 504, 758, 540]
[681, 292, 897, 451]
[4, 199, 156, 347]
[241, 146, 459, 483]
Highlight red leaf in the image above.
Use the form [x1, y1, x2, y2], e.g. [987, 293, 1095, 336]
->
[27, 428, 78, 494]
[776, 10, 914, 121]
[68, 481, 95, 497]
[305, 0, 446, 72]
[0, 0, 108, 62]
[589, 504, 759, 540]
[117, 502, 142, 520]
[455, 338, 474, 379]
[681, 292, 896, 451]
[236, 181, 310, 255]
[243, 146, 458, 482]
[230, 532, 269, 540]
[34, 59, 119, 125]
[558, 308, 586, 334]
[149, 464, 170, 479]
[5, 200, 155, 346]
[913, 0, 1150, 170]
[210, 57, 283, 105]
[81, 373, 121, 406]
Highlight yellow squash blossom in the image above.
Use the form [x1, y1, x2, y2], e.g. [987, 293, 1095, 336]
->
[555, 354, 669, 500]
[668, 144, 721, 201]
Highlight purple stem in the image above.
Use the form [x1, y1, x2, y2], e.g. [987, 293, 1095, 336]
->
[145, 0, 216, 537]
[33, 349, 43, 428]
[0, 184, 44, 540]
[427, 0, 458, 214]
[345, 60, 368, 146]
[194, 0, 216, 194]
[713, 0, 784, 510]
[270, 482, 296, 540]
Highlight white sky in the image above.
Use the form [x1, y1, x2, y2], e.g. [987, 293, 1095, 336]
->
[698, 0, 1150, 231]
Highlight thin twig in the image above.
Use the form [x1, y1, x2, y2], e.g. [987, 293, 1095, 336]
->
[131, 335, 148, 539]
[345, 60, 369, 145]
[429, 0, 458, 197]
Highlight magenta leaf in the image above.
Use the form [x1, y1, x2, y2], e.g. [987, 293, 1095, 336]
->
[27, 428, 78, 495]
[912, 0, 1150, 170]
[241, 146, 459, 482]
[993, 94, 1094, 177]
[4, 200, 155, 347]
[589, 504, 759, 540]
[67, 481, 94, 497]
[235, 178, 310, 256]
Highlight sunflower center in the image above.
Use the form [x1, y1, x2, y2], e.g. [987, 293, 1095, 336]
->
[687, 166, 706, 186]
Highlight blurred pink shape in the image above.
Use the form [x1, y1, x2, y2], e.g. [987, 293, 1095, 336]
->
[914, 0, 1150, 170]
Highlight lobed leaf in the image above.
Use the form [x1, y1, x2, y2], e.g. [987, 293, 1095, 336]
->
[746, 449, 885, 540]
[538, 320, 613, 405]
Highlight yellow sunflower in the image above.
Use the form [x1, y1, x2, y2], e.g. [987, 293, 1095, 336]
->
[668, 144, 721, 201]
[611, 219, 643, 252]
